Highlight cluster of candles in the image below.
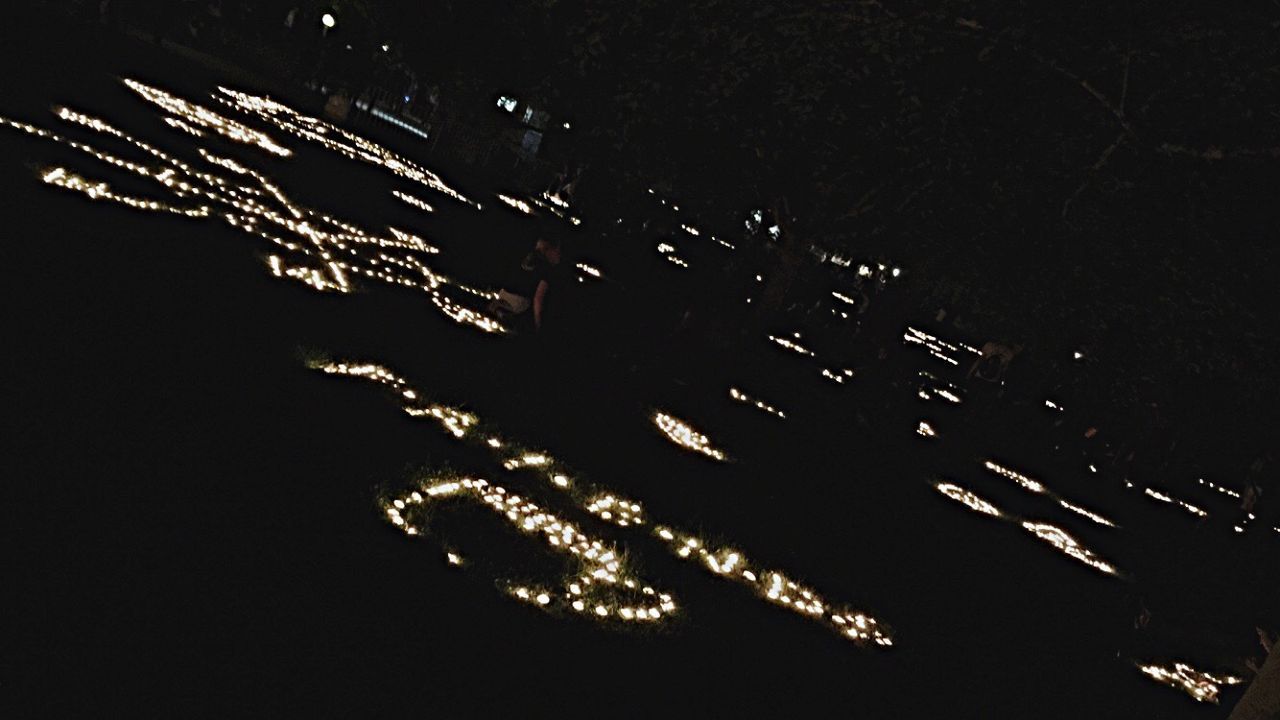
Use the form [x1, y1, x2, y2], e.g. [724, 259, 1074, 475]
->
[982, 460, 1117, 528]
[384, 476, 678, 624]
[496, 193, 534, 214]
[316, 362, 478, 438]
[575, 262, 603, 280]
[652, 412, 728, 461]
[821, 368, 855, 384]
[126, 79, 292, 157]
[917, 371, 964, 404]
[1132, 479, 1280, 538]
[1, 81, 508, 335]
[1136, 661, 1242, 704]
[728, 386, 787, 420]
[584, 495, 645, 527]
[655, 241, 690, 268]
[902, 326, 980, 367]
[982, 459, 1048, 494]
[653, 526, 894, 646]
[767, 332, 815, 357]
[934, 480, 1119, 576]
[527, 192, 581, 226]
[936, 483, 1002, 517]
[1019, 521, 1119, 576]
[266, 254, 344, 291]
[1198, 477, 1241, 500]
[392, 189, 434, 213]
[41, 167, 210, 217]
[216, 86, 480, 208]
[163, 115, 206, 138]
[317, 358, 892, 647]
[1142, 488, 1209, 518]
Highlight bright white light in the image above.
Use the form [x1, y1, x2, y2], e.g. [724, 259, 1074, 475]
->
[381, 44, 390, 52]
[321, 13, 336, 28]
[562, 122, 571, 130]
[1073, 351, 1084, 360]
[891, 267, 901, 277]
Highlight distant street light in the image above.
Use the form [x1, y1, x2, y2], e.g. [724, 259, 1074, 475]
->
[381, 44, 390, 52]
[321, 13, 336, 29]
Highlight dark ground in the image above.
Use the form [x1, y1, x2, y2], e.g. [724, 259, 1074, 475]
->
[1, 11, 1273, 719]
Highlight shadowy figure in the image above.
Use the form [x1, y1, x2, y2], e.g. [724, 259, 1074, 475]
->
[530, 236, 571, 338]
[968, 340, 1022, 383]
[487, 246, 541, 323]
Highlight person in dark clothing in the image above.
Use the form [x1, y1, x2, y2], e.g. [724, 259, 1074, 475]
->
[530, 236, 572, 336]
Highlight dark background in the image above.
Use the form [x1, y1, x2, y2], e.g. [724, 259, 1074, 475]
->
[2, 5, 1276, 719]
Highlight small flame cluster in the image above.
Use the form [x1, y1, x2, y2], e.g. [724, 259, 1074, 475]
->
[1197, 478, 1241, 499]
[655, 241, 690, 268]
[936, 483, 1002, 517]
[728, 386, 787, 420]
[917, 372, 963, 404]
[528, 192, 581, 226]
[902, 327, 980, 366]
[496, 193, 534, 214]
[652, 412, 728, 461]
[315, 362, 478, 438]
[216, 86, 479, 208]
[1142, 488, 1209, 518]
[983, 460, 1117, 528]
[575, 262, 603, 280]
[392, 189, 434, 213]
[126, 79, 291, 157]
[1137, 661, 1242, 704]
[767, 333, 815, 357]
[163, 116, 206, 138]
[821, 368, 855, 385]
[934, 480, 1119, 576]
[654, 526, 893, 646]
[1020, 521, 1118, 575]
[984, 460, 1047, 494]
[585, 495, 645, 527]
